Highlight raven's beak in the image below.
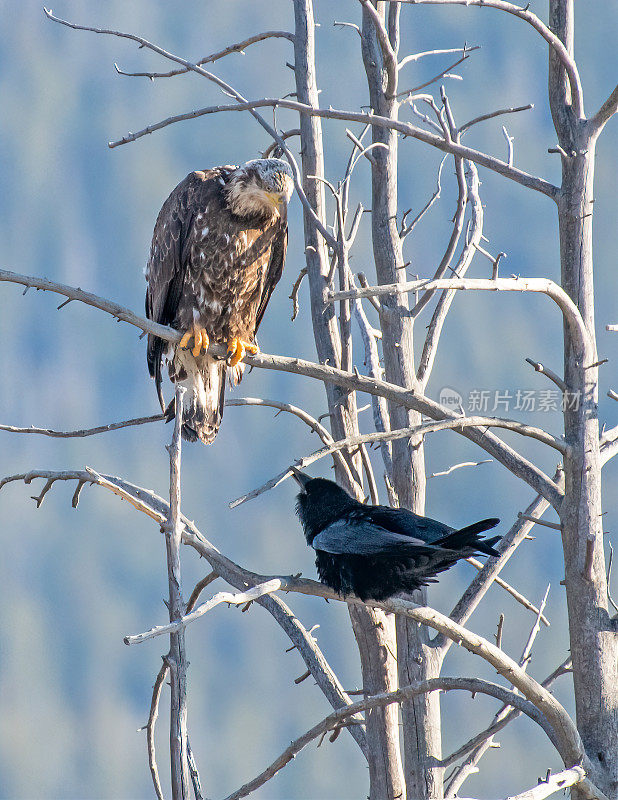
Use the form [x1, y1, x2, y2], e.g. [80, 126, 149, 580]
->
[290, 466, 311, 492]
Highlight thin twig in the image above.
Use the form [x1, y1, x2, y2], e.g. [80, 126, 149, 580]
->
[394, 0, 584, 120]
[145, 662, 168, 800]
[329, 276, 592, 359]
[428, 459, 491, 478]
[0, 414, 164, 438]
[114, 30, 294, 79]
[465, 558, 550, 627]
[525, 358, 566, 391]
[460, 103, 534, 133]
[399, 45, 479, 70]
[400, 155, 447, 239]
[288, 267, 308, 320]
[225, 397, 360, 491]
[229, 414, 566, 509]
[397, 51, 473, 98]
[186, 573, 219, 614]
[518, 513, 561, 531]
[125, 581, 282, 645]
[263, 128, 301, 158]
[502, 125, 515, 166]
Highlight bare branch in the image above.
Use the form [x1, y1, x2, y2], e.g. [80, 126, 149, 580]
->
[351, 275, 393, 479]
[124, 580, 282, 645]
[187, 742, 204, 800]
[221, 677, 559, 800]
[399, 45, 479, 70]
[395, 0, 584, 120]
[0, 267, 562, 503]
[0, 413, 164, 438]
[145, 662, 168, 800]
[520, 585, 551, 667]
[519, 513, 562, 531]
[400, 155, 446, 239]
[600, 427, 618, 467]
[410, 106, 469, 323]
[428, 459, 491, 478]
[442, 473, 562, 646]
[114, 30, 294, 79]
[225, 397, 360, 491]
[397, 51, 473, 98]
[229, 415, 566, 508]
[263, 128, 301, 158]
[460, 103, 533, 134]
[525, 358, 566, 391]
[442, 657, 572, 769]
[100, 95, 558, 198]
[503, 766, 586, 800]
[465, 558, 551, 627]
[589, 84, 618, 138]
[503, 124, 515, 166]
[334, 20, 362, 38]
[288, 266, 308, 321]
[417, 160, 481, 383]
[186, 573, 219, 614]
[330, 276, 593, 359]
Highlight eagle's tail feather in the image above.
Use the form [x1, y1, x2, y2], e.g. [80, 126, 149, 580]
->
[147, 334, 167, 414]
[170, 349, 227, 444]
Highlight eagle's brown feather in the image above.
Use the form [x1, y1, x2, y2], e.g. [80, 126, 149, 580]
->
[145, 162, 290, 443]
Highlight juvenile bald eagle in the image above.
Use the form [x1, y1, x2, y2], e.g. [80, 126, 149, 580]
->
[145, 158, 293, 443]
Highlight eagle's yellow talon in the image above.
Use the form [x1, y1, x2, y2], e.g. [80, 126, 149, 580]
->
[179, 326, 210, 357]
[179, 330, 193, 350]
[226, 337, 258, 368]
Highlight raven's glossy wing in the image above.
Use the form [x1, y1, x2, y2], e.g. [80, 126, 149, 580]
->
[312, 518, 436, 557]
[354, 505, 454, 543]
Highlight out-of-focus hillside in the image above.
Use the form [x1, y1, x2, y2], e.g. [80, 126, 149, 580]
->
[0, 2, 616, 797]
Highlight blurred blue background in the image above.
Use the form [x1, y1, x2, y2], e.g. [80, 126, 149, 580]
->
[0, 2, 616, 797]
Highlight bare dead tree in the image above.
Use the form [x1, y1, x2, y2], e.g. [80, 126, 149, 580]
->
[1, 2, 617, 798]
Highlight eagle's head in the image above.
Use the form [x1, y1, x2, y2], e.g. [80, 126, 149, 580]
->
[225, 158, 294, 219]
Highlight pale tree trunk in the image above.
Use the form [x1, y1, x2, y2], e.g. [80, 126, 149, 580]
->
[293, 3, 406, 797]
[550, 4, 618, 797]
[361, 5, 442, 798]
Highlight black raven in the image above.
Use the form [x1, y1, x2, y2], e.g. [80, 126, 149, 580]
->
[291, 468, 501, 602]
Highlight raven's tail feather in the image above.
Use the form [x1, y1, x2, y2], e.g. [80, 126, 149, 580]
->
[435, 518, 501, 557]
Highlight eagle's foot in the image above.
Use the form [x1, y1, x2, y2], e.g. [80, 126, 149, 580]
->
[179, 326, 210, 358]
[225, 337, 259, 368]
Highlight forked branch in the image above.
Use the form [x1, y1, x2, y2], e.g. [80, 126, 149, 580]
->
[0, 268, 563, 505]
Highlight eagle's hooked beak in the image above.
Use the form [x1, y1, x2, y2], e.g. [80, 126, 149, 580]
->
[264, 191, 283, 210]
[290, 466, 311, 492]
